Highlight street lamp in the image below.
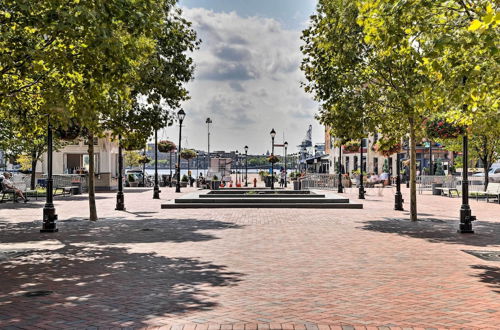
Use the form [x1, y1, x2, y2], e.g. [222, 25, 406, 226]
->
[153, 129, 160, 199]
[169, 147, 173, 187]
[235, 150, 239, 185]
[244, 145, 249, 187]
[41, 116, 58, 232]
[338, 142, 344, 193]
[115, 134, 126, 210]
[359, 138, 365, 199]
[175, 109, 186, 193]
[395, 150, 404, 210]
[284, 141, 288, 188]
[196, 151, 199, 180]
[270, 128, 276, 189]
[206, 118, 212, 176]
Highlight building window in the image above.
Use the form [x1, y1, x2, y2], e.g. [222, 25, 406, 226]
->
[354, 156, 358, 171]
[345, 156, 350, 173]
[373, 157, 379, 174]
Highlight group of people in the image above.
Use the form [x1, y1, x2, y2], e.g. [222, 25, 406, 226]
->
[0, 172, 29, 203]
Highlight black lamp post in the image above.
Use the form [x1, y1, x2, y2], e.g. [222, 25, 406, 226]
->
[338, 143, 344, 193]
[359, 138, 365, 199]
[175, 109, 186, 193]
[284, 141, 288, 188]
[153, 129, 160, 199]
[169, 149, 173, 187]
[196, 151, 199, 180]
[115, 134, 125, 210]
[206, 118, 212, 176]
[458, 132, 476, 233]
[244, 145, 248, 187]
[429, 140, 433, 175]
[235, 150, 239, 185]
[270, 128, 276, 189]
[394, 151, 404, 210]
[41, 117, 58, 232]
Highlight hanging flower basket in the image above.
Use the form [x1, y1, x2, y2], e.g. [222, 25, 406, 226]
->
[424, 118, 465, 140]
[56, 124, 81, 140]
[122, 132, 147, 151]
[373, 138, 401, 157]
[138, 155, 151, 164]
[267, 155, 280, 164]
[343, 140, 360, 153]
[180, 149, 197, 160]
[158, 140, 176, 153]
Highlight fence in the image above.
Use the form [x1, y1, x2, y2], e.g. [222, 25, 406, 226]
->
[300, 174, 339, 190]
[417, 175, 485, 194]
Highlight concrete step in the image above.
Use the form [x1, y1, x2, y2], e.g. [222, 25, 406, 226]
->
[162, 203, 363, 209]
[208, 190, 311, 195]
[176, 198, 350, 204]
[199, 194, 326, 198]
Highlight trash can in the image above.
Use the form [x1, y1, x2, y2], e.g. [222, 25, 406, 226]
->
[71, 182, 82, 195]
[293, 180, 301, 190]
[432, 183, 442, 195]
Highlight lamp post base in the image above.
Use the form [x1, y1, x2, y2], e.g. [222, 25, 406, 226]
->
[394, 192, 404, 211]
[358, 187, 365, 199]
[175, 184, 181, 193]
[153, 186, 160, 199]
[115, 192, 125, 211]
[41, 207, 58, 233]
[338, 186, 343, 193]
[458, 205, 475, 233]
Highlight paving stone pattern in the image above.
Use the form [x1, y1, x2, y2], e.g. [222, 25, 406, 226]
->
[0, 186, 499, 329]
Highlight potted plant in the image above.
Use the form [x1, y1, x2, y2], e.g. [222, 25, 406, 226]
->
[158, 140, 176, 153]
[127, 173, 139, 187]
[211, 175, 220, 190]
[181, 174, 189, 187]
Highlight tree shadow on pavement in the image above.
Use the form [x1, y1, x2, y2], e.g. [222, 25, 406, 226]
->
[0, 244, 243, 328]
[0, 217, 243, 245]
[470, 265, 500, 294]
[0, 217, 245, 327]
[360, 218, 500, 247]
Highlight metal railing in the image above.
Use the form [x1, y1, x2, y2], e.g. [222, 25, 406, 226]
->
[416, 175, 485, 194]
[300, 174, 339, 190]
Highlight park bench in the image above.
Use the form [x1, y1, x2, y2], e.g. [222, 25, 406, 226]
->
[470, 182, 500, 203]
[435, 186, 460, 197]
[0, 177, 16, 202]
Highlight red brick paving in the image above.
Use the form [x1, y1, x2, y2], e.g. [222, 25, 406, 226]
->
[0, 185, 499, 329]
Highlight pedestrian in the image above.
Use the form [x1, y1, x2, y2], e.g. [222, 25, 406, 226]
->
[280, 169, 286, 188]
[2, 172, 29, 203]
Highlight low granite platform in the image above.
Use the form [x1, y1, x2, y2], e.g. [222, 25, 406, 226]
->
[161, 189, 363, 209]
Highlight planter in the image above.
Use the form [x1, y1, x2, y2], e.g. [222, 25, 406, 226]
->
[129, 182, 139, 187]
[180, 181, 188, 187]
[432, 183, 443, 195]
[264, 176, 272, 187]
[211, 180, 221, 190]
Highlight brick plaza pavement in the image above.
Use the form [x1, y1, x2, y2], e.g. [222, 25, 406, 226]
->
[0, 185, 499, 329]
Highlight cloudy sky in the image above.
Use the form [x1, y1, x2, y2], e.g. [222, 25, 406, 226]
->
[161, 0, 323, 155]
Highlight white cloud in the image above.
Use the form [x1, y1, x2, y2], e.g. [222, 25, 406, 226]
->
[170, 7, 323, 155]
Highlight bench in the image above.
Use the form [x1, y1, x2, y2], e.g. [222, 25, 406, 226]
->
[1, 178, 16, 202]
[470, 182, 500, 203]
[435, 187, 460, 197]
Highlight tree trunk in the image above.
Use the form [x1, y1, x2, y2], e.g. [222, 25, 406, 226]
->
[409, 118, 418, 222]
[30, 149, 38, 190]
[88, 134, 98, 221]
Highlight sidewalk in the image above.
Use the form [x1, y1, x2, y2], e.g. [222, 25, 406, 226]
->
[0, 186, 499, 329]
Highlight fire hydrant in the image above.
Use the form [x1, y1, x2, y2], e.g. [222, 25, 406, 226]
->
[253, 177, 257, 187]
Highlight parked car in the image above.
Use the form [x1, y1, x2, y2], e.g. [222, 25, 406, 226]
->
[472, 163, 500, 182]
[125, 169, 153, 187]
